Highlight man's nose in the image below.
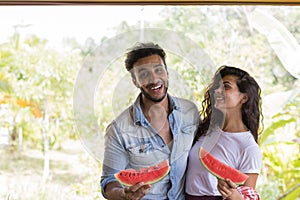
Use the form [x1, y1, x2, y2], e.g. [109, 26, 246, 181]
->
[148, 70, 158, 83]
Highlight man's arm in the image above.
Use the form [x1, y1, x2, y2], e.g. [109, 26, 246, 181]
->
[101, 123, 128, 198]
[104, 182, 126, 200]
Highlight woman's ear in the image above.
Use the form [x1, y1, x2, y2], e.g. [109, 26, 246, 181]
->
[242, 94, 249, 103]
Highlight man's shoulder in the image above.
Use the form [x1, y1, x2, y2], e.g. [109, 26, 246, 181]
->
[172, 96, 198, 112]
[175, 96, 197, 105]
[105, 105, 135, 134]
[113, 104, 134, 122]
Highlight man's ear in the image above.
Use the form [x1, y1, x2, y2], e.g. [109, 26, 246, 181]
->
[132, 78, 139, 88]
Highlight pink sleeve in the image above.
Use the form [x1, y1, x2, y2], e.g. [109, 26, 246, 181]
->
[236, 186, 260, 200]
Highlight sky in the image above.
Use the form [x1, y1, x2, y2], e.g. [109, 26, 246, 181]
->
[0, 5, 164, 45]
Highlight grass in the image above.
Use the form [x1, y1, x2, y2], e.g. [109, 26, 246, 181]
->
[0, 140, 104, 200]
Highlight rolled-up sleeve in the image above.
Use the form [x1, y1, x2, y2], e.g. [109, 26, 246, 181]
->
[100, 122, 128, 198]
[239, 145, 262, 174]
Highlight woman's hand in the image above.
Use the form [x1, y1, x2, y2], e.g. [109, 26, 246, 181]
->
[217, 178, 243, 200]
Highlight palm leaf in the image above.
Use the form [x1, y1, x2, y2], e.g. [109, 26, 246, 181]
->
[248, 9, 300, 79]
[0, 73, 12, 93]
[262, 89, 299, 118]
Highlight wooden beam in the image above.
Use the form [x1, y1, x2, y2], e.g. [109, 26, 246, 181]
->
[0, 0, 299, 5]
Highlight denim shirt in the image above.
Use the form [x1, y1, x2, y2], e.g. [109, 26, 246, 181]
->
[101, 93, 199, 199]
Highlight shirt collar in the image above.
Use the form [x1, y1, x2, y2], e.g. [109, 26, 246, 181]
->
[132, 93, 180, 126]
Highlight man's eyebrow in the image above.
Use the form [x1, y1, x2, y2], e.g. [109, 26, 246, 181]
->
[137, 68, 147, 72]
[135, 63, 163, 69]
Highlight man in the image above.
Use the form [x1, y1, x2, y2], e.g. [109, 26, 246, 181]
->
[101, 42, 199, 200]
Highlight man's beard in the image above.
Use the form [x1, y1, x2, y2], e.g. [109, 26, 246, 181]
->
[140, 83, 168, 103]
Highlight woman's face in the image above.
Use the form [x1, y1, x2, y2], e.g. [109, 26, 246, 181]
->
[213, 75, 247, 113]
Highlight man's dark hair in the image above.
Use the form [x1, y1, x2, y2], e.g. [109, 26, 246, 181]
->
[125, 42, 167, 74]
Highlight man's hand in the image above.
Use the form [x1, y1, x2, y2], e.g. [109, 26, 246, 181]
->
[105, 181, 151, 200]
[123, 182, 152, 200]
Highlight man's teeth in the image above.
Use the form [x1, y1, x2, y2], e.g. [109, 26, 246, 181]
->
[151, 85, 162, 90]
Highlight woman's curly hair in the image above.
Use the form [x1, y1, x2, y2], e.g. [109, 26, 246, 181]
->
[194, 65, 263, 144]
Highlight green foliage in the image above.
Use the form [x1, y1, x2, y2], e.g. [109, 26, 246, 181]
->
[0, 75, 12, 93]
[0, 31, 82, 148]
[257, 177, 281, 199]
[157, 6, 300, 199]
[1, 6, 300, 199]
[258, 91, 300, 199]
[159, 6, 297, 95]
[260, 118, 296, 145]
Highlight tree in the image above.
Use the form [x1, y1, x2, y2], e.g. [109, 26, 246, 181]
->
[0, 29, 82, 180]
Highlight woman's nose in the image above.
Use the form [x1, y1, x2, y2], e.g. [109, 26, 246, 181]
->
[215, 85, 224, 93]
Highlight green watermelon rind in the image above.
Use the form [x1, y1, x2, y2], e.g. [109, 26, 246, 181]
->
[199, 147, 248, 185]
[114, 160, 171, 187]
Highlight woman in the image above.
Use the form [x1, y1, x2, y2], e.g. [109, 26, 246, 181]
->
[186, 66, 263, 200]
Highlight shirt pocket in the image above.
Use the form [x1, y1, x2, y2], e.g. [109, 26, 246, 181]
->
[174, 125, 197, 158]
[127, 142, 153, 154]
[127, 142, 167, 168]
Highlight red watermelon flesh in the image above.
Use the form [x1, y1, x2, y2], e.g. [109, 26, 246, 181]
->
[199, 147, 249, 185]
[114, 159, 170, 187]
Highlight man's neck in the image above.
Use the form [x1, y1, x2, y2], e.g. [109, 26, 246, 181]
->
[140, 95, 169, 120]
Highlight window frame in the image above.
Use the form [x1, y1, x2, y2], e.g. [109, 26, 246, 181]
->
[1, 0, 300, 5]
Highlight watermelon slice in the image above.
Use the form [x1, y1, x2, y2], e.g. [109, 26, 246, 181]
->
[114, 159, 170, 186]
[199, 147, 249, 185]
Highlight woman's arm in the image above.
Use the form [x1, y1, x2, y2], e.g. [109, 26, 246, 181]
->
[243, 173, 258, 188]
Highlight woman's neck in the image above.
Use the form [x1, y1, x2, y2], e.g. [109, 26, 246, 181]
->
[221, 112, 248, 132]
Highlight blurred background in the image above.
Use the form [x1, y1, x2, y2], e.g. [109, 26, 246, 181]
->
[0, 5, 299, 200]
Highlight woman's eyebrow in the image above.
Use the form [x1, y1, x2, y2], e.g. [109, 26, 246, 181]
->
[222, 81, 231, 85]
[153, 64, 164, 67]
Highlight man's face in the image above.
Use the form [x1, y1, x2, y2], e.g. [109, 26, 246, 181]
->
[132, 55, 169, 102]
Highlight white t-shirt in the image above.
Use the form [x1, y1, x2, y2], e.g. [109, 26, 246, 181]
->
[185, 126, 262, 196]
